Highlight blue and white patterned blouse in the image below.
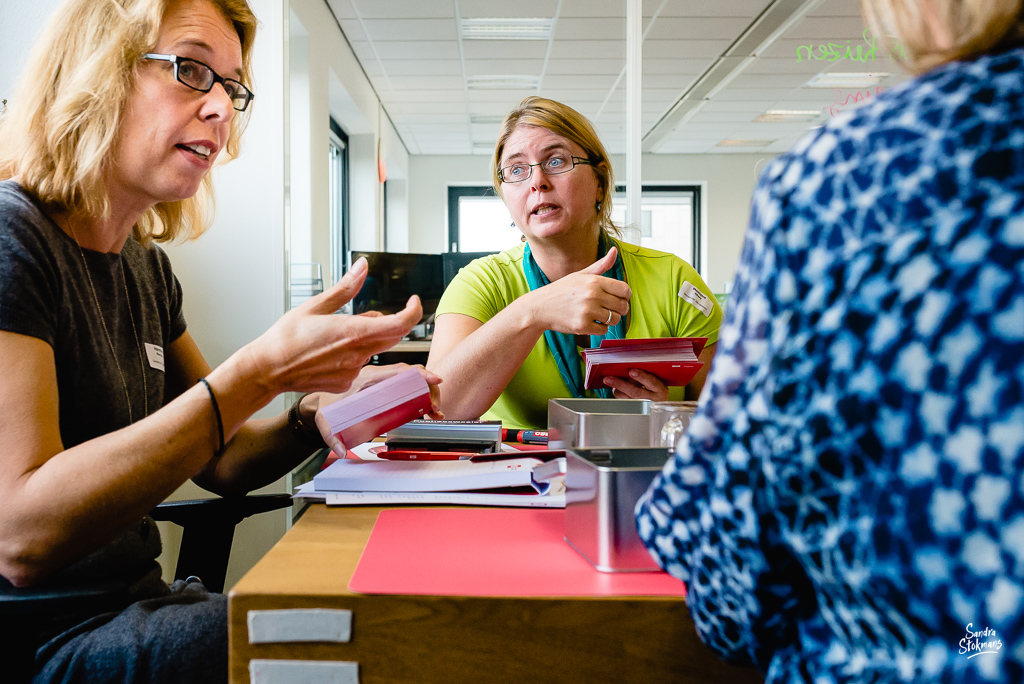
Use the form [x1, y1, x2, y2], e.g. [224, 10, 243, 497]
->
[637, 46, 1024, 683]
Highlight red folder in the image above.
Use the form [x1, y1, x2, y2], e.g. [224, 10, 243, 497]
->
[349, 508, 687, 598]
[319, 368, 433, 448]
[582, 337, 707, 390]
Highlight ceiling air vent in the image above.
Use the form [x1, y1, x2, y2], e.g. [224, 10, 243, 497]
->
[754, 109, 822, 123]
[461, 18, 554, 41]
[466, 75, 540, 90]
[717, 139, 776, 148]
[805, 72, 889, 89]
[469, 114, 507, 124]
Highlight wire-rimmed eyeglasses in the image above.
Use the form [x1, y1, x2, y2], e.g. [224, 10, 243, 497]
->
[143, 53, 254, 112]
[498, 155, 591, 183]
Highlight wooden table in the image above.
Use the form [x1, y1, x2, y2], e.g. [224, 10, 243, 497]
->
[229, 504, 764, 684]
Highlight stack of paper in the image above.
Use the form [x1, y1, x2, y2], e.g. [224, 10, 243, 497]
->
[319, 368, 433, 448]
[582, 337, 707, 390]
[296, 456, 567, 508]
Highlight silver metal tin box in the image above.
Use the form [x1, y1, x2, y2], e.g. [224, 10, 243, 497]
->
[548, 398, 651, 450]
[564, 447, 671, 572]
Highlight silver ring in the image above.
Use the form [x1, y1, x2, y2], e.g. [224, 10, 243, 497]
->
[605, 309, 613, 325]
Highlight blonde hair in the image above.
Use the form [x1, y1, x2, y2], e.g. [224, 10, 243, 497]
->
[492, 96, 621, 239]
[0, 0, 257, 244]
[862, 0, 1024, 73]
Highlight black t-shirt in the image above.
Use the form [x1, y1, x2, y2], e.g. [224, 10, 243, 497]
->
[0, 180, 187, 593]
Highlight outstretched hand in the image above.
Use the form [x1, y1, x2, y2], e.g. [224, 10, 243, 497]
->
[245, 257, 423, 396]
[526, 247, 631, 336]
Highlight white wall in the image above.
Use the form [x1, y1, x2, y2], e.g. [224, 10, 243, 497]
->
[0, 2, 54, 107]
[407, 153, 771, 293]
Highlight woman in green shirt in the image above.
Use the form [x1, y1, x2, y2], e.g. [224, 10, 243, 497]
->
[428, 97, 722, 429]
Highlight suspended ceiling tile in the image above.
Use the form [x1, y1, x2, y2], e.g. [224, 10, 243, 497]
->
[463, 40, 549, 60]
[466, 90, 540, 103]
[729, 73, 815, 89]
[810, 0, 865, 17]
[689, 111, 762, 124]
[542, 74, 621, 90]
[361, 19, 459, 42]
[382, 90, 466, 103]
[643, 17, 752, 41]
[463, 59, 546, 76]
[542, 88, 618, 103]
[559, 0, 628, 18]
[351, 0, 455, 19]
[643, 73, 700, 90]
[659, 0, 773, 18]
[380, 60, 464, 77]
[642, 58, 713, 74]
[642, 39, 730, 59]
[390, 112, 467, 124]
[549, 40, 626, 59]
[556, 18, 627, 41]
[459, 0, 558, 18]
[786, 16, 869, 40]
[367, 40, 461, 60]
[546, 58, 625, 75]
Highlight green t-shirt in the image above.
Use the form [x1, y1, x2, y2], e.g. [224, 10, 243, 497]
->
[435, 238, 723, 429]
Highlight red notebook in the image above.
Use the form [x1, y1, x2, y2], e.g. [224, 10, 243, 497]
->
[582, 337, 706, 390]
[348, 508, 687, 598]
[319, 368, 433, 448]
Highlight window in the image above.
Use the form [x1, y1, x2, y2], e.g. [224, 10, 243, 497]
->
[447, 184, 701, 271]
[329, 117, 349, 282]
[447, 187, 519, 253]
[611, 185, 701, 271]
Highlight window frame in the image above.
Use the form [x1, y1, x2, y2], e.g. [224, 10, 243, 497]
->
[447, 184, 702, 272]
[329, 117, 350, 281]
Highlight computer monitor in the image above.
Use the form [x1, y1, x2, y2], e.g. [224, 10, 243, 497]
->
[350, 251, 444, 323]
[442, 251, 497, 287]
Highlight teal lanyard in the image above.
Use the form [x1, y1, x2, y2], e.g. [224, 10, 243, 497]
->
[522, 234, 627, 398]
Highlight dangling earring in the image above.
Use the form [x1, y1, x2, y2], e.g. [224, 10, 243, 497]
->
[596, 201, 602, 212]
[511, 221, 516, 228]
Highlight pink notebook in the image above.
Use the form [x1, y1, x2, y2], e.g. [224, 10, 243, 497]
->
[348, 508, 687, 598]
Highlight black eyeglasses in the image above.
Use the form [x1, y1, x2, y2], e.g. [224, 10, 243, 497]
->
[498, 155, 591, 183]
[143, 53, 254, 112]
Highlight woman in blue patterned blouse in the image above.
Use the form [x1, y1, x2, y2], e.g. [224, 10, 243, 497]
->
[636, 0, 1024, 682]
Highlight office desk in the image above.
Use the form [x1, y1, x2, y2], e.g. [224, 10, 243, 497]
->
[229, 504, 764, 684]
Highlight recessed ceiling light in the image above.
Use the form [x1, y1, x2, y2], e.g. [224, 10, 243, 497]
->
[461, 18, 554, 41]
[466, 75, 540, 90]
[754, 109, 822, 123]
[470, 114, 506, 124]
[472, 142, 496, 154]
[717, 139, 776, 148]
[805, 72, 889, 89]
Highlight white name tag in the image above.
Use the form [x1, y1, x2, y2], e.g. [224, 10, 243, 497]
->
[144, 343, 165, 372]
[677, 282, 713, 317]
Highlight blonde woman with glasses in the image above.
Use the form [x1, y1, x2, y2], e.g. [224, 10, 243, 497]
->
[0, 0, 438, 680]
[428, 97, 722, 430]
[637, 0, 1024, 681]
